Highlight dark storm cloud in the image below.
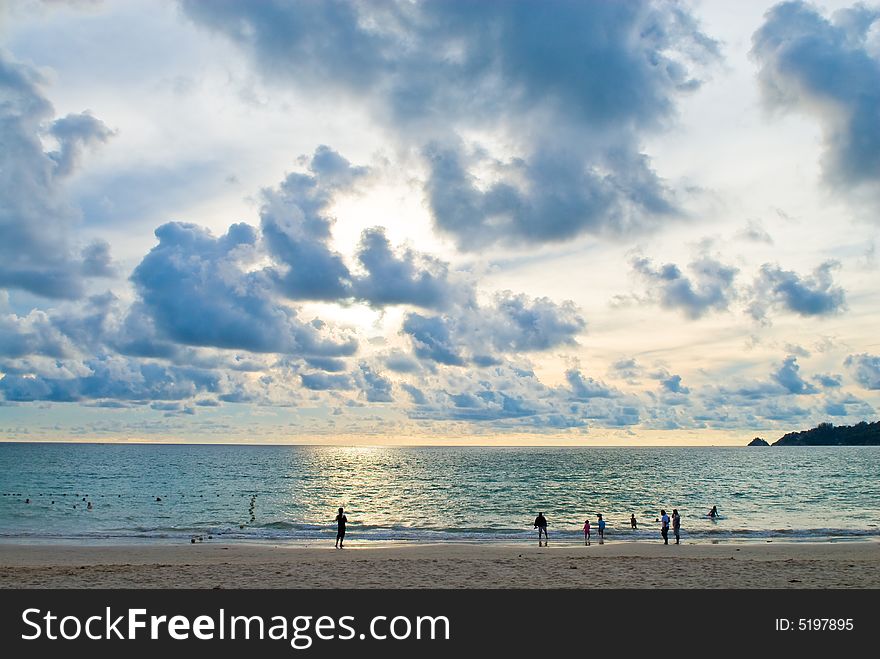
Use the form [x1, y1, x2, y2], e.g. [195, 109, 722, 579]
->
[752, 1, 880, 196]
[631, 255, 738, 319]
[0, 52, 115, 299]
[748, 261, 846, 320]
[845, 353, 880, 389]
[181, 0, 718, 248]
[130, 221, 357, 357]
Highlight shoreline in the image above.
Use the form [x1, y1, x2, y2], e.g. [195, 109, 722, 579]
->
[0, 533, 877, 548]
[1, 538, 878, 589]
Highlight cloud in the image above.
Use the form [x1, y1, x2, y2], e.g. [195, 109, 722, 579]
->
[845, 353, 880, 389]
[661, 374, 690, 394]
[300, 372, 354, 391]
[0, 355, 219, 403]
[736, 219, 774, 244]
[401, 292, 585, 366]
[357, 363, 393, 403]
[402, 362, 606, 427]
[631, 255, 738, 319]
[0, 309, 72, 359]
[748, 261, 846, 320]
[47, 111, 114, 177]
[752, 1, 880, 198]
[610, 358, 641, 382]
[0, 51, 115, 299]
[352, 227, 466, 309]
[401, 312, 465, 366]
[260, 148, 362, 301]
[130, 221, 357, 357]
[566, 368, 614, 400]
[303, 356, 348, 373]
[400, 383, 427, 405]
[382, 350, 424, 374]
[262, 147, 466, 309]
[181, 0, 719, 248]
[423, 141, 678, 250]
[772, 355, 818, 394]
[814, 373, 842, 388]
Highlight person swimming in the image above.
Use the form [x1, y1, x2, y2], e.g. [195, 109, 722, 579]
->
[708, 505, 719, 519]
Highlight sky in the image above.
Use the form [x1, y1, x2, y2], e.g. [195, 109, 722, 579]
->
[0, 0, 878, 445]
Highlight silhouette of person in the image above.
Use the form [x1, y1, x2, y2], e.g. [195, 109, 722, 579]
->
[597, 514, 606, 543]
[660, 509, 670, 545]
[672, 508, 681, 544]
[335, 507, 347, 548]
[534, 512, 549, 544]
[708, 505, 718, 519]
[630, 514, 637, 529]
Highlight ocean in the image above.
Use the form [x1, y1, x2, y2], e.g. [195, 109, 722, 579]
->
[0, 443, 877, 544]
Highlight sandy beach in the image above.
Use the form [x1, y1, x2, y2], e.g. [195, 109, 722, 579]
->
[1, 540, 877, 589]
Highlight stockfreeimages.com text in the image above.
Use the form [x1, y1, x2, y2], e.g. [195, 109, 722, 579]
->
[22, 607, 450, 649]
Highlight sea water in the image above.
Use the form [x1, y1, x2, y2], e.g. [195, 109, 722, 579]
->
[0, 443, 877, 544]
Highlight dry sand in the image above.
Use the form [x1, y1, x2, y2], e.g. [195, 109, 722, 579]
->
[1, 540, 878, 589]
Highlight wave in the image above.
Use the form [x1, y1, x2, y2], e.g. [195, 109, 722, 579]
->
[1, 523, 878, 544]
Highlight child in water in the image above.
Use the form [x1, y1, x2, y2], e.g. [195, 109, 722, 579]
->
[583, 519, 591, 546]
[597, 514, 606, 544]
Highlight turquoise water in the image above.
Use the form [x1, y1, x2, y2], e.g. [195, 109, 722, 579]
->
[0, 443, 877, 543]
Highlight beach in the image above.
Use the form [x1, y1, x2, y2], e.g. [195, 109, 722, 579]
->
[1, 540, 878, 589]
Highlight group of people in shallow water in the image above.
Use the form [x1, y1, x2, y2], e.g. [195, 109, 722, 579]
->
[331, 505, 719, 546]
[534, 506, 719, 546]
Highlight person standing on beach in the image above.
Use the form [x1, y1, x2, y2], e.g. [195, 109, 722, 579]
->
[583, 518, 591, 546]
[534, 512, 549, 545]
[597, 514, 606, 544]
[335, 507, 347, 548]
[630, 514, 637, 530]
[672, 509, 681, 545]
[660, 509, 670, 545]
